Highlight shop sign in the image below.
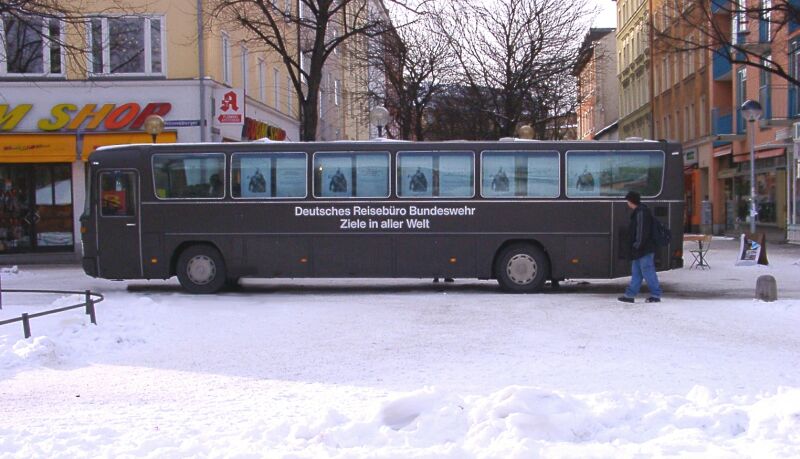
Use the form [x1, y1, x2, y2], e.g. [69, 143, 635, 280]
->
[0, 102, 172, 132]
[214, 89, 244, 126]
[242, 117, 287, 141]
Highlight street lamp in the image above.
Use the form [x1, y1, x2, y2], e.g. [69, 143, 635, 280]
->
[741, 99, 763, 234]
[143, 114, 165, 143]
[517, 125, 534, 140]
[369, 106, 390, 138]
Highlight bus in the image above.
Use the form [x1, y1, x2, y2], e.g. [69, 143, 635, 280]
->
[80, 139, 684, 293]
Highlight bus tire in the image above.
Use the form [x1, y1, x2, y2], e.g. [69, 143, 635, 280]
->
[495, 244, 550, 293]
[176, 244, 227, 294]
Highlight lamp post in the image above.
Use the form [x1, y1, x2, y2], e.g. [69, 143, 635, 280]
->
[143, 114, 165, 143]
[741, 99, 763, 234]
[369, 106, 390, 138]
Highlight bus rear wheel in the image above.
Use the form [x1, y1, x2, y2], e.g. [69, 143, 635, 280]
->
[495, 244, 550, 293]
[176, 245, 227, 294]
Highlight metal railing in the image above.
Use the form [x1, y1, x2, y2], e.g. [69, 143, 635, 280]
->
[0, 276, 105, 339]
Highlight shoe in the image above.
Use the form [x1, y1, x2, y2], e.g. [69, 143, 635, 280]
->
[618, 296, 634, 303]
[646, 297, 661, 303]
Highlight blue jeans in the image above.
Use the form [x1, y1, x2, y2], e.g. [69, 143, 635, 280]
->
[625, 252, 662, 298]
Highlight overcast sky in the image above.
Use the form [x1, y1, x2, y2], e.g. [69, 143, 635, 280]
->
[592, 0, 617, 28]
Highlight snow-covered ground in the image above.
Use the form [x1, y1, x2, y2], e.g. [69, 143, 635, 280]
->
[1, 238, 800, 458]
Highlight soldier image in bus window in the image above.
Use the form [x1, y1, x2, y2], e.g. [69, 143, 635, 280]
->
[248, 168, 267, 193]
[576, 166, 595, 191]
[329, 168, 348, 192]
[409, 167, 428, 192]
[491, 167, 510, 192]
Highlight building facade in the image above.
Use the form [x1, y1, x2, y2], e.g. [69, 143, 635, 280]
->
[616, 0, 653, 139]
[0, 0, 380, 262]
[652, 0, 713, 233]
[575, 28, 619, 140]
[620, 0, 800, 241]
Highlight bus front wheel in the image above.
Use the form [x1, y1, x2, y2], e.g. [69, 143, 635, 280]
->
[176, 245, 227, 294]
[495, 244, 550, 293]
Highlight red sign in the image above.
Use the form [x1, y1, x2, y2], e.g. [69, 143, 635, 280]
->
[214, 89, 244, 126]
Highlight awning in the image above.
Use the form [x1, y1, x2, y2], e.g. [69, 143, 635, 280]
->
[713, 147, 732, 158]
[0, 134, 76, 163]
[732, 147, 786, 163]
[756, 147, 785, 160]
[81, 131, 177, 160]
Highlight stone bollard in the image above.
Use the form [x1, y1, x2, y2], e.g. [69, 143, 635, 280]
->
[755, 275, 778, 302]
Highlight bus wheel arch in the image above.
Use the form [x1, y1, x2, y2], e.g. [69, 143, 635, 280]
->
[174, 242, 227, 294]
[493, 240, 551, 293]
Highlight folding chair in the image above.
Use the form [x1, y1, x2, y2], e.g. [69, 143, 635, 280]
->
[689, 234, 712, 269]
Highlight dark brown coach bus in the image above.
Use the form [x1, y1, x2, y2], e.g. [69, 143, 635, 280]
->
[80, 139, 684, 293]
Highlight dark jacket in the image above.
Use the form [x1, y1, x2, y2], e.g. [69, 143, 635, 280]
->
[628, 203, 656, 259]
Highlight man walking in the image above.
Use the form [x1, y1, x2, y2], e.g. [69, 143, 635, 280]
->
[619, 191, 662, 303]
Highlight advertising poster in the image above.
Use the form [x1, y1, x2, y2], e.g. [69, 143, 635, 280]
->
[439, 154, 473, 197]
[240, 157, 272, 198]
[275, 156, 306, 197]
[320, 156, 353, 197]
[567, 154, 605, 196]
[527, 155, 559, 197]
[355, 155, 389, 198]
[483, 155, 515, 197]
[400, 155, 434, 197]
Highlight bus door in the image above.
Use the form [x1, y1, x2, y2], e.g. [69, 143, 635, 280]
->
[96, 170, 142, 278]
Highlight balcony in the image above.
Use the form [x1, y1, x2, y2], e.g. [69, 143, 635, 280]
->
[789, 85, 800, 118]
[712, 46, 732, 81]
[712, 107, 744, 143]
[757, 84, 796, 127]
[711, 0, 730, 14]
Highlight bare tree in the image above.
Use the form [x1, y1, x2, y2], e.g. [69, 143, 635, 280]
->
[358, 12, 457, 140]
[438, 0, 590, 139]
[653, 0, 800, 88]
[209, 0, 422, 141]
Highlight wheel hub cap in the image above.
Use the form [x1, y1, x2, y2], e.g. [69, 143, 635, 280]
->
[187, 255, 215, 285]
[507, 254, 536, 285]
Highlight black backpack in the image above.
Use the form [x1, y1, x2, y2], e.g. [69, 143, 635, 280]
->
[651, 216, 671, 247]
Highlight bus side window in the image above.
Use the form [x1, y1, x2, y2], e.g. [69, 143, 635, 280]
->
[481, 151, 559, 198]
[397, 151, 474, 198]
[100, 171, 136, 217]
[565, 150, 665, 198]
[232, 152, 307, 199]
[153, 154, 225, 199]
[313, 152, 389, 198]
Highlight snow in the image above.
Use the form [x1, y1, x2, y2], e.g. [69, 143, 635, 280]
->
[1, 238, 800, 457]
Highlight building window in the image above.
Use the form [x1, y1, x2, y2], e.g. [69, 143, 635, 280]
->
[222, 33, 231, 84]
[89, 16, 164, 75]
[287, 75, 293, 114]
[1, 15, 64, 76]
[258, 58, 266, 101]
[790, 39, 800, 117]
[273, 67, 280, 109]
[334, 79, 340, 105]
[241, 46, 249, 93]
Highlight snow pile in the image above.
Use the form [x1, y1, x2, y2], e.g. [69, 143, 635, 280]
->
[1, 294, 152, 370]
[0, 265, 19, 275]
[262, 385, 799, 457]
[1, 240, 799, 457]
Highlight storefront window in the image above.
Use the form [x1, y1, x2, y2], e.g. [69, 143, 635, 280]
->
[0, 164, 73, 252]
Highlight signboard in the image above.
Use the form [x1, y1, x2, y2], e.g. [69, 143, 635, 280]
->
[0, 102, 172, 132]
[214, 88, 244, 126]
[736, 233, 769, 266]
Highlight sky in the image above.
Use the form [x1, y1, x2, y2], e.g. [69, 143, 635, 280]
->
[592, 0, 617, 28]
